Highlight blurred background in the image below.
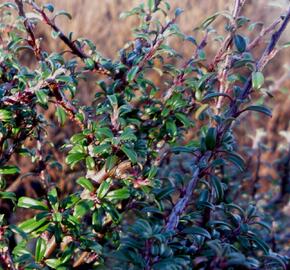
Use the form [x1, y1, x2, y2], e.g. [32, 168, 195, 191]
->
[0, 0, 289, 254]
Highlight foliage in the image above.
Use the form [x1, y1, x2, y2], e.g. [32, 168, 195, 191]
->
[0, 0, 289, 269]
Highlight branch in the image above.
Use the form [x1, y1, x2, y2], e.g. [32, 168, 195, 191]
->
[14, 0, 42, 60]
[163, 3, 290, 235]
[165, 167, 199, 232]
[210, 0, 246, 69]
[27, 1, 111, 76]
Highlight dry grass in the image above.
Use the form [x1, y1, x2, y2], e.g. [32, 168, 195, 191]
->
[33, 0, 289, 60]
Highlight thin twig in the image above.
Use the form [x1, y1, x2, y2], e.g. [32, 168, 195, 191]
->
[27, 0, 111, 76]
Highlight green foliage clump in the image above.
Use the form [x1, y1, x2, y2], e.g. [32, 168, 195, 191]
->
[0, 0, 290, 269]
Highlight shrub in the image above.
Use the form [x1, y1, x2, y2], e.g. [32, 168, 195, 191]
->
[0, 0, 289, 269]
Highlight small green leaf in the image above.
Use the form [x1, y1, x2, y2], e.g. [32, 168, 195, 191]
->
[18, 197, 48, 211]
[47, 187, 58, 211]
[36, 89, 48, 105]
[55, 106, 66, 126]
[166, 120, 177, 137]
[244, 105, 272, 117]
[77, 177, 94, 192]
[92, 144, 112, 156]
[182, 226, 211, 239]
[224, 152, 245, 171]
[205, 127, 217, 150]
[45, 258, 62, 269]
[65, 153, 85, 168]
[86, 156, 95, 170]
[43, 3, 54, 13]
[195, 104, 209, 119]
[35, 237, 47, 262]
[54, 10, 72, 20]
[281, 41, 290, 49]
[126, 66, 139, 82]
[84, 58, 95, 70]
[121, 145, 137, 163]
[148, 0, 155, 12]
[0, 191, 16, 203]
[105, 155, 118, 171]
[106, 188, 130, 201]
[97, 179, 111, 199]
[211, 176, 224, 201]
[175, 113, 191, 128]
[234, 34, 247, 53]
[175, 8, 184, 17]
[0, 165, 20, 175]
[18, 217, 49, 234]
[107, 94, 118, 107]
[0, 109, 12, 121]
[252, 71, 264, 90]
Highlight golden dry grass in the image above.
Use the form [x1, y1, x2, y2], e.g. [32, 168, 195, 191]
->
[35, 0, 289, 60]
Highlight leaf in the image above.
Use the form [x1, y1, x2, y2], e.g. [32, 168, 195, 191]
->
[107, 94, 118, 107]
[0, 191, 16, 203]
[249, 235, 269, 254]
[92, 144, 112, 156]
[148, 0, 155, 12]
[36, 89, 48, 105]
[195, 104, 209, 119]
[18, 217, 49, 234]
[200, 14, 219, 29]
[166, 120, 177, 137]
[244, 105, 272, 117]
[205, 127, 217, 150]
[121, 145, 137, 163]
[175, 8, 184, 17]
[126, 66, 139, 82]
[77, 177, 94, 192]
[156, 187, 175, 200]
[55, 106, 66, 126]
[281, 41, 290, 49]
[106, 188, 130, 201]
[182, 226, 211, 239]
[35, 238, 47, 262]
[120, 127, 137, 141]
[252, 71, 264, 90]
[211, 176, 224, 201]
[18, 197, 48, 211]
[97, 179, 111, 199]
[175, 113, 191, 128]
[224, 152, 245, 171]
[84, 58, 95, 70]
[47, 188, 58, 211]
[65, 153, 85, 168]
[253, 221, 272, 232]
[43, 3, 54, 13]
[202, 92, 231, 102]
[0, 109, 12, 121]
[86, 156, 95, 170]
[234, 34, 247, 53]
[0, 165, 20, 175]
[45, 258, 62, 269]
[54, 10, 72, 20]
[105, 155, 118, 171]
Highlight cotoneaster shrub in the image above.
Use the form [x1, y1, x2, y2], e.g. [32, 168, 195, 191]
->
[0, 0, 289, 269]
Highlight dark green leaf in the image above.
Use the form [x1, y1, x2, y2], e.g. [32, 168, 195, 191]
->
[77, 177, 94, 192]
[18, 197, 48, 211]
[234, 34, 247, 53]
[244, 105, 272, 117]
[121, 145, 137, 163]
[126, 66, 139, 82]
